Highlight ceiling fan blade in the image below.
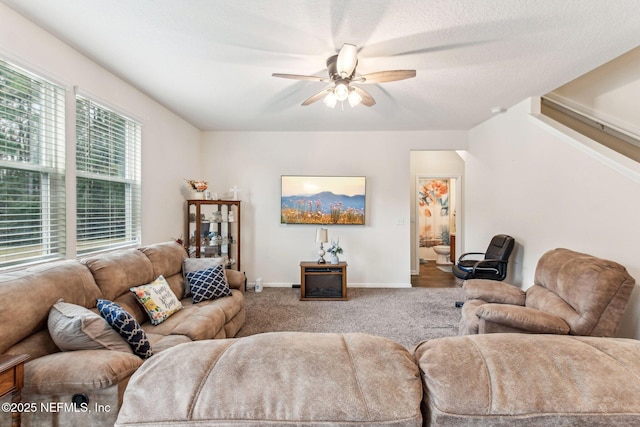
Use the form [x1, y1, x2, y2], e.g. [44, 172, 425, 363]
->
[301, 86, 334, 106]
[336, 43, 358, 77]
[355, 70, 416, 84]
[352, 87, 376, 107]
[272, 73, 329, 82]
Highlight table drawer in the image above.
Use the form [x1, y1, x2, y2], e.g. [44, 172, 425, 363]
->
[0, 366, 15, 396]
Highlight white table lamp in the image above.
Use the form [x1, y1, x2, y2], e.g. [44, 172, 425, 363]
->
[316, 228, 328, 264]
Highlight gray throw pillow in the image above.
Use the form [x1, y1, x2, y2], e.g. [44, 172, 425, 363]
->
[48, 300, 132, 353]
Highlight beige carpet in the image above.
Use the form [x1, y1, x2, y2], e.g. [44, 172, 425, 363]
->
[236, 286, 465, 349]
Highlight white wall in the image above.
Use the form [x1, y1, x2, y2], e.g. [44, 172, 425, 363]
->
[201, 131, 467, 288]
[0, 3, 201, 248]
[465, 98, 640, 339]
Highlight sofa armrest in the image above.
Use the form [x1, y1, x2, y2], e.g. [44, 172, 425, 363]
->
[463, 279, 526, 305]
[226, 270, 246, 293]
[23, 349, 142, 395]
[476, 303, 571, 334]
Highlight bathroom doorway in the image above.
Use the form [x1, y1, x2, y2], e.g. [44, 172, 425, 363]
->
[416, 176, 457, 265]
[410, 151, 464, 287]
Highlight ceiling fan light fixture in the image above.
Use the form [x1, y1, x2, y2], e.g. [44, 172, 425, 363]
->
[273, 43, 416, 109]
[323, 91, 337, 108]
[348, 89, 362, 107]
[334, 82, 349, 102]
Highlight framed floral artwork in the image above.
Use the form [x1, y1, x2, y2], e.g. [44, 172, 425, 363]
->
[281, 176, 366, 225]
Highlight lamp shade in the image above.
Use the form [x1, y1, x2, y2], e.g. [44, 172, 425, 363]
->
[316, 228, 328, 243]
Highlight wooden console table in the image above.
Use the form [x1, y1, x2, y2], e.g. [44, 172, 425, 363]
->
[300, 262, 347, 301]
[0, 354, 29, 427]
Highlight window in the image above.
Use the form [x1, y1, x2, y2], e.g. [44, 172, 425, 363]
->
[75, 95, 141, 254]
[0, 60, 66, 269]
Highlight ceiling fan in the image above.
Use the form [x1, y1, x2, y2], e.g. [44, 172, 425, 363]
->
[272, 43, 416, 108]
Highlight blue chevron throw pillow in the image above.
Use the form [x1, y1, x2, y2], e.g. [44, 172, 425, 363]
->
[97, 299, 153, 359]
[185, 264, 232, 304]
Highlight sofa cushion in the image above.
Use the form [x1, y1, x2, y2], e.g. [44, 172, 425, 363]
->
[82, 248, 155, 301]
[139, 242, 187, 299]
[23, 349, 142, 395]
[48, 300, 132, 353]
[116, 332, 423, 427]
[414, 334, 640, 426]
[97, 299, 153, 359]
[186, 265, 232, 303]
[130, 276, 183, 325]
[143, 302, 227, 341]
[138, 241, 186, 280]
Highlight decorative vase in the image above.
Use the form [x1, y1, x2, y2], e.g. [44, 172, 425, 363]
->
[330, 254, 339, 264]
[191, 190, 205, 200]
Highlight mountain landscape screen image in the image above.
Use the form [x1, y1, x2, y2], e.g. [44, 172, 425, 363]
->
[281, 176, 366, 225]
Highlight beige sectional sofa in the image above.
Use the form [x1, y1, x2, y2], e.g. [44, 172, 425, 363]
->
[0, 241, 245, 427]
[114, 331, 640, 427]
[3, 242, 640, 426]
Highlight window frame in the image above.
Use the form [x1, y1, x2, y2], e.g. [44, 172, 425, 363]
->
[0, 59, 66, 269]
[74, 93, 142, 256]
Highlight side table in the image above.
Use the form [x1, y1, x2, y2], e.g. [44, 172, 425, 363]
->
[300, 262, 347, 301]
[0, 354, 29, 427]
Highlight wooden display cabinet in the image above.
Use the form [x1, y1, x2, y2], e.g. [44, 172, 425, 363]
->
[186, 200, 241, 270]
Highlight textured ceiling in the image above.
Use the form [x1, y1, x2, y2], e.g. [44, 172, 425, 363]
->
[3, 0, 640, 131]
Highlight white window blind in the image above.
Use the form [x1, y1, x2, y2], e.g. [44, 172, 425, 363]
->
[75, 95, 141, 255]
[0, 60, 66, 269]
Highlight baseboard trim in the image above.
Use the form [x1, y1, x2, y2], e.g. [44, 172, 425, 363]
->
[251, 282, 412, 289]
[347, 283, 411, 289]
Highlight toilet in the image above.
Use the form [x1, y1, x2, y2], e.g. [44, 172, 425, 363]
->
[433, 245, 452, 265]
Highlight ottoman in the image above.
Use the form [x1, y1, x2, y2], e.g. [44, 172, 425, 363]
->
[116, 332, 423, 426]
[414, 333, 640, 426]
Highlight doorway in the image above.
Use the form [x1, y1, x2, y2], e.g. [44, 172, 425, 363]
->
[410, 151, 464, 287]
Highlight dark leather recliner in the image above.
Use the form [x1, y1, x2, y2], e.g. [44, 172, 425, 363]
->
[452, 234, 515, 281]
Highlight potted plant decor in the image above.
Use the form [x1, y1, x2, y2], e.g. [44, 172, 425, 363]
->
[327, 239, 343, 264]
[186, 179, 208, 199]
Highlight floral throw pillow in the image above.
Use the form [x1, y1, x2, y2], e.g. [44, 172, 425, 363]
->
[97, 299, 153, 359]
[130, 275, 183, 325]
[185, 264, 232, 304]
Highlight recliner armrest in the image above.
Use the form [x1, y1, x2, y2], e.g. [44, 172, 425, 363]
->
[463, 279, 525, 305]
[225, 270, 246, 293]
[476, 304, 571, 334]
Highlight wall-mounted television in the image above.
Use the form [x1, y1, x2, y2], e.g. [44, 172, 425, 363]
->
[281, 176, 366, 225]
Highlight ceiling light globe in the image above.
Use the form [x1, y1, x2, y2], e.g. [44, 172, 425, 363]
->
[348, 90, 362, 107]
[334, 83, 349, 102]
[323, 91, 337, 108]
